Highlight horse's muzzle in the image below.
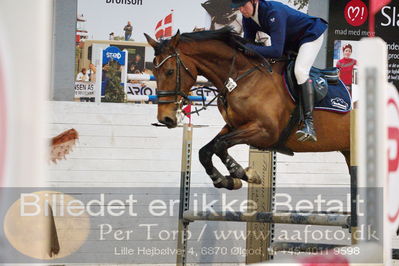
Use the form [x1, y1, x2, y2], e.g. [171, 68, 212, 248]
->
[159, 116, 177, 128]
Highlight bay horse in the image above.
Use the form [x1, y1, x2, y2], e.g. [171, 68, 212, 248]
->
[144, 28, 350, 190]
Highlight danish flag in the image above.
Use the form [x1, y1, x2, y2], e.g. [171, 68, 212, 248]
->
[155, 12, 173, 40]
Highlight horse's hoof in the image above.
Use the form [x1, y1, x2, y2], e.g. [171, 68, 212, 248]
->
[213, 182, 224, 189]
[224, 176, 243, 190]
[231, 178, 243, 190]
[244, 167, 262, 184]
[213, 177, 242, 190]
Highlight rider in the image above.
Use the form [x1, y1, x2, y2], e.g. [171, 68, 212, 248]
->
[231, 0, 327, 142]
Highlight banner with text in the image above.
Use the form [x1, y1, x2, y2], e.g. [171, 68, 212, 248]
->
[327, 0, 399, 89]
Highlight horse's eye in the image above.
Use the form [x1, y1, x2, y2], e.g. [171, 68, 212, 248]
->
[166, 69, 174, 76]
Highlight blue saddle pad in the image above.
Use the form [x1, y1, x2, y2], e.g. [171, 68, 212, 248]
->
[283, 74, 352, 113]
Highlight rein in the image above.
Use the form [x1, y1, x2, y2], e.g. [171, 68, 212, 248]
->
[223, 49, 270, 95]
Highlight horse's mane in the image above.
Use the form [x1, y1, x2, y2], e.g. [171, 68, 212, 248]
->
[180, 27, 244, 44]
[155, 27, 247, 55]
[153, 28, 272, 70]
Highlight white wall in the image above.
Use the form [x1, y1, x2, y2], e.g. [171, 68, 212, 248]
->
[48, 101, 249, 187]
[48, 102, 349, 188]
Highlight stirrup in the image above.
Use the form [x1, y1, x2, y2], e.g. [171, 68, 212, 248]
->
[296, 130, 317, 142]
[296, 126, 317, 142]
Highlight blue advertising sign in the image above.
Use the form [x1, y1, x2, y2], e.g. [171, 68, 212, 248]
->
[102, 46, 126, 65]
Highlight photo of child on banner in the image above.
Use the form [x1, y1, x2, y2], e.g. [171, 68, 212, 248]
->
[333, 40, 358, 92]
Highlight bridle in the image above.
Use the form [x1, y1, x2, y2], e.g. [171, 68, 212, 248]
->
[154, 51, 196, 105]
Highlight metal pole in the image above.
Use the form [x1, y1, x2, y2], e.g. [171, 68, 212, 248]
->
[122, 49, 128, 95]
[350, 107, 358, 244]
[176, 124, 193, 266]
[246, 149, 275, 263]
[271, 242, 346, 252]
[183, 210, 351, 227]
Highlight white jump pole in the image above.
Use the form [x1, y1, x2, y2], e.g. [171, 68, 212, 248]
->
[0, 0, 52, 263]
[0, 0, 50, 187]
[127, 73, 209, 83]
[358, 37, 390, 265]
[95, 49, 103, 103]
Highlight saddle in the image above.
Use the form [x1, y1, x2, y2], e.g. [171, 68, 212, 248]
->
[270, 59, 346, 156]
[285, 60, 340, 103]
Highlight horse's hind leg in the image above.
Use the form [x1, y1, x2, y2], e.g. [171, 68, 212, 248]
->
[199, 126, 243, 190]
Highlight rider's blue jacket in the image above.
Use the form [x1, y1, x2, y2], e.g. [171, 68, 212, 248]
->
[243, 0, 328, 58]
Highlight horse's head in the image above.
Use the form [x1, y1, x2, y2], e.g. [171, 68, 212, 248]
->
[144, 31, 197, 128]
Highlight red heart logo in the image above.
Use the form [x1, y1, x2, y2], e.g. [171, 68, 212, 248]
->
[344, 0, 368, 26]
[348, 6, 360, 21]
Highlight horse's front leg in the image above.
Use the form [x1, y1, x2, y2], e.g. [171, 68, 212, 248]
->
[199, 126, 243, 190]
[199, 124, 263, 190]
[214, 145, 262, 185]
[213, 124, 264, 185]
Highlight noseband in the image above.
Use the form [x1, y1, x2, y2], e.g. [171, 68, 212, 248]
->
[154, 51, 196, 104]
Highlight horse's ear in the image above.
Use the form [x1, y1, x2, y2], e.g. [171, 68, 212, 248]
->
[144, 33, 158, 49]
[169, 30, 181, 48]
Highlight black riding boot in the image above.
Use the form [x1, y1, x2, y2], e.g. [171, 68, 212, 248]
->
[296, 79, 317, 142]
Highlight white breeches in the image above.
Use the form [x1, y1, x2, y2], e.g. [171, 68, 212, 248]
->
[294, 33, 325, 85]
